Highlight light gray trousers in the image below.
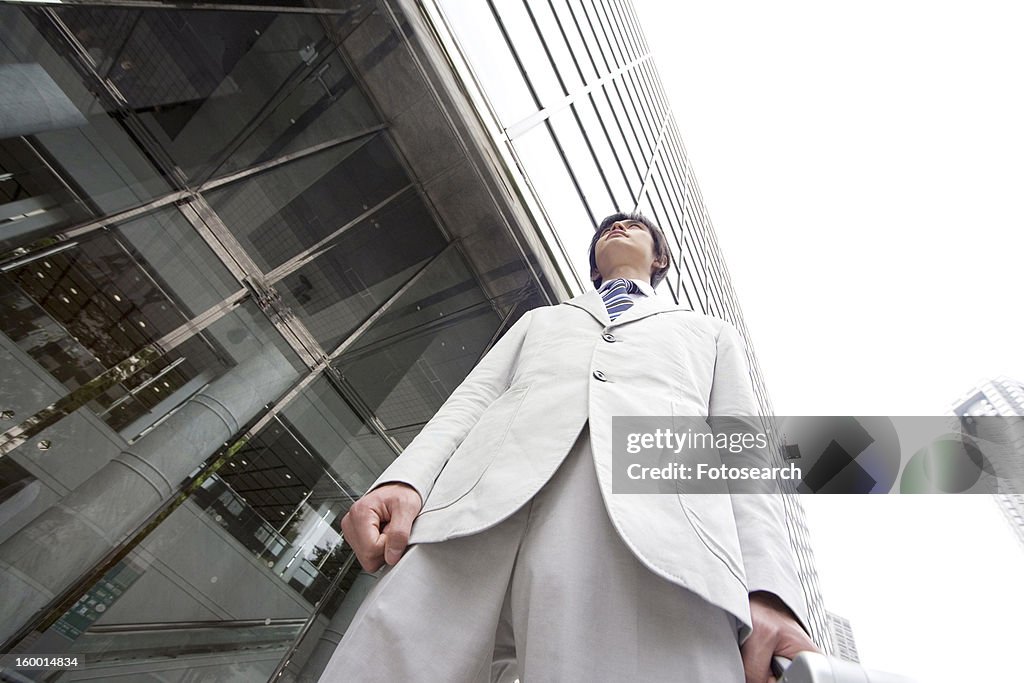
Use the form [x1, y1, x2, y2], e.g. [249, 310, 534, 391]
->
[319, 421, 745, 682]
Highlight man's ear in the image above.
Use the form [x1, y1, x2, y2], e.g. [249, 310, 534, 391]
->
[591, 267, 602, 285]
[652, 255, 668, 270]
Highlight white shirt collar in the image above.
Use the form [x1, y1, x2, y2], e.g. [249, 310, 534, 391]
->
[631, 278, 656, 297]
[598, 277, 657, 297]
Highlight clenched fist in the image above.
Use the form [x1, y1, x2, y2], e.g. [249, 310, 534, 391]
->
[340, 483, 423, 572]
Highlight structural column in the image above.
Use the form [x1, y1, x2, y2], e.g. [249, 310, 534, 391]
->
[0, 345, 299, 643]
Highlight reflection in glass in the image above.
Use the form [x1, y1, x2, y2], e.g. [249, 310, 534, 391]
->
[0, 457, 39, 546]
[0, 6, 172, 252]
[280, 377, 397, 497]
[57, 7, 378, 184]
[277, 190, 446, 353]
[1, 230, 224, 428]
[17, 384, 372, 681]
[334, 247, 506, 443]
[0, 220, 301, 437]
[207, 134, 407, 273]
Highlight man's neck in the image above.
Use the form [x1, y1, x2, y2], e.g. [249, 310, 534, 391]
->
[600, 267, 650, 283]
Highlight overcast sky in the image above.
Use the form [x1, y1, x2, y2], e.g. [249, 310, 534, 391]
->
[631, 1, 1024, 681]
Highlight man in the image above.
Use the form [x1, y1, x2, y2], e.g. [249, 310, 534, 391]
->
[321, 212, 819, 682]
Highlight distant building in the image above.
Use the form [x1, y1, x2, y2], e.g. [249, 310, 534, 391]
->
[953, 377, 1024, 417]
[952, 377, 1024, 550]
[826, 610, 861, 663]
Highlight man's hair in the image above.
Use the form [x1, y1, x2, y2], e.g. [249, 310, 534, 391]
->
[588, 212, 672, 290]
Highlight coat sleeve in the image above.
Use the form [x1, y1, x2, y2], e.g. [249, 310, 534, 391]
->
[708, 320, 814, 642]
[366, 309, 535, 503]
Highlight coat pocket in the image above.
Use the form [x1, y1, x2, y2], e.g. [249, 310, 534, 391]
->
[670, 400, 746, 584]
[420, 384, 531, 513]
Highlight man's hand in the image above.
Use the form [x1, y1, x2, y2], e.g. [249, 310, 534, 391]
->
[340, 483, 422, 572]
[741, 591, 821, 683]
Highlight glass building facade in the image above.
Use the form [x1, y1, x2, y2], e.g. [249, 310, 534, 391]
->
[951, 378, 1024, 552]
[428, 0, 832, 653]
[1, 0, 829, 679]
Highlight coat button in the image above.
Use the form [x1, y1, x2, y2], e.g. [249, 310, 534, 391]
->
[593, 369, 607, 381]
[602, 332, 616, 343]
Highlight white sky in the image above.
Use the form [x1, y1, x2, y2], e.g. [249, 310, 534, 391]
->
[631, 1, 1024, 681]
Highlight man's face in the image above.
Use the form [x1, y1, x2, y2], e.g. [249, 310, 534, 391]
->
[591, 219, 663, 283]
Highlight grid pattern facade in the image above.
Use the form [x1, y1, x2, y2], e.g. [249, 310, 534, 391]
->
[431, 0, 832, 652]
[952, 377, 1024, 551]
[825, 610, 861, 663]
[0, 0, 833, 678]
[0, 2, 546, 680]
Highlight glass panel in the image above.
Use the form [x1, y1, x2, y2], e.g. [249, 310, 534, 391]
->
[602, 81, 649, 181]
[666, 260, 681, 300]
[566, 0, 611, 76]
[279, 377, 396, 497]
[550, 0, 598, 85]
[574, 95, 633, 210]
[647, 173, 674, 231]
[655, 147, 685, 230]
[0, 6, 173, 253]
[615, 0, 650, 55]
[491, 0, 567, 109]
[14, 377, 375, 681]
[213, 47, 379, 180]
[512, 121, 595, 283]
[56, 7, 378, 184]
[591, 87, 642, 196]
[0, 457, 44, 547]
[548, 106, 613, 221]
[115, 206, 240, 317]
[638, 61, 667, 121]
[0, 223, 299, 437]
[610, 76, 653, 161]
[206, 133, 408, 272]
[581, 0, 623, 70]
[333, 247, 505, 438]
[635, 190, 661, 234]
[625, 68, 660, 145]
[437, 0, 538, 127]
[675, 261, 693, 310]
[604, 0, 641, 63]
[681, 232, 707, 313]
[276, 190, 447, 353]
[529, 0, 584, 94]
[3, 232, 202, 380]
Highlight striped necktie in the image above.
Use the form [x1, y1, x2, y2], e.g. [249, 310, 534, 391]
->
[600, 278, 641, 321]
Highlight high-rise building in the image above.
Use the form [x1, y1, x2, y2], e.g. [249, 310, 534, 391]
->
[952, 377, 1024, 550]
[953, 377, 1024, 417]
[0, 1, 829, 678]
[825, 610, 861, 663]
